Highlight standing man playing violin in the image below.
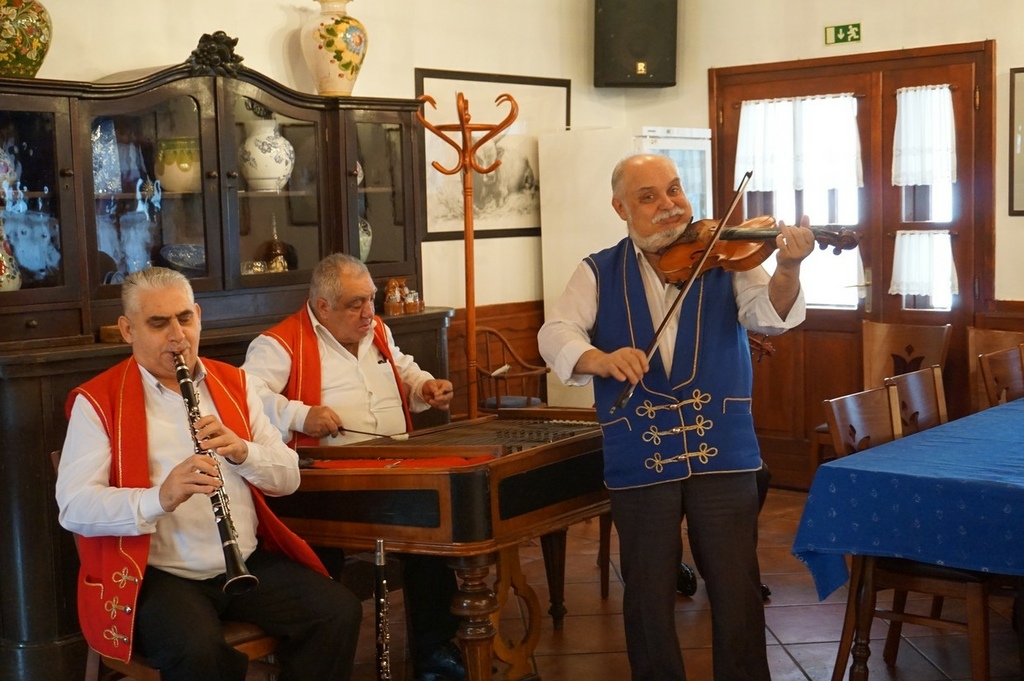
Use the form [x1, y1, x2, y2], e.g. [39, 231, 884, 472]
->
[539, 153, 815, 681]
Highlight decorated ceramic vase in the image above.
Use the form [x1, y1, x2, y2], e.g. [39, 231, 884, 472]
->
[155, 137, 201, 192]
[0, 217, 23, 291]
[300, 0, 368, 96]
[238, 119, 294, 191]
[0, 0, 52, 78]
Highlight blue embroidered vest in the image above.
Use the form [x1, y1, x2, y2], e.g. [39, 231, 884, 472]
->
[588, 238, 762, 489]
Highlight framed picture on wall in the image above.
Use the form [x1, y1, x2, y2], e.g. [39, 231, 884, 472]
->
[1010, 68, 1024, 215]
[414, 69, 570, 241]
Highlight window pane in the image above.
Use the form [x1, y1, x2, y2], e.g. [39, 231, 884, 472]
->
[762, 244, 862, 309]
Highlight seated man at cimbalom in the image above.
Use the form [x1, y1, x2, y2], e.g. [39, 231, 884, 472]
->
[55, 266, 362, 681]
[243, 252, 466, 681]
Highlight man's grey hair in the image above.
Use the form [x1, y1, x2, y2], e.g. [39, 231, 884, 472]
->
[121, 267, 194, 316]
[309, 253, 370, 308]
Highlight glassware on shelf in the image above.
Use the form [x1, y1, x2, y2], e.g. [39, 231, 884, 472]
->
[263, 216, 289, 272]
[358, 216, 372, 262]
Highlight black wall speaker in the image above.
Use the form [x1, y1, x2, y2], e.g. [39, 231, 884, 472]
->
[594, 0, 678, 88]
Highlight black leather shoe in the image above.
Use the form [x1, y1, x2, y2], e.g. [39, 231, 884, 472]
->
[676, 561, 698, 596]
[414, 641, 466, 681]
[761, 583, 772, 601]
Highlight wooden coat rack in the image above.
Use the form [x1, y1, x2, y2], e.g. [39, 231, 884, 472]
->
[417, 92, 518, 419]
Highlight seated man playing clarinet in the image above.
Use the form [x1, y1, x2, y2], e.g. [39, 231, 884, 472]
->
[243, 252, 466, 681]
[55, 266, 362, 681]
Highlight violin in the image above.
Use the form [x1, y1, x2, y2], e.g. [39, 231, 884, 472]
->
[657, 215, 861, 282]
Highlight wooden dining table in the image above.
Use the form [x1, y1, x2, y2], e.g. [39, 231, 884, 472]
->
[792, 398, 1024, 679]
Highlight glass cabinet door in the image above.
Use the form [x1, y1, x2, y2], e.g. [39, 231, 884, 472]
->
[348, 109, 416, 278]
[221, 81, 325, 288]
[0, 95, 78, 300]
[81, 82, 217, 295]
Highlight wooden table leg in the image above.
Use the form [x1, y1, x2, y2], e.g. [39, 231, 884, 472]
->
[849, 555, 876, 680]
[491, 545, 541, 680]
[449, 554, 500, 681]
[539, 529, 568, 629]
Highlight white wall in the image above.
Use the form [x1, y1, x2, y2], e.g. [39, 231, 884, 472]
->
[36, 0, 1024, 303]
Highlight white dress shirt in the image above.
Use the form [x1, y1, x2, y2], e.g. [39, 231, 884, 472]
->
[243, 305, 434, 444]
[539, 246, 806, 384]
[55, 361, 301, 580]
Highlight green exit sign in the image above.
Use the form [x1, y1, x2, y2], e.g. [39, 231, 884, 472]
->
[825, 23, 861, 45]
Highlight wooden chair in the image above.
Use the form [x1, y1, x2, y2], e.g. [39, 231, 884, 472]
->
[967, 327, 1024, 412]
[861, 320, 952, 389]
[475, 325, 549, 410]
[811, 320, 951, 467]
[978, 343, 1024, 408]
[884, 364, 948, 435]
[50, 452, 279, 681]
[823, 384, 903, 457]
[821, 393, 1002, 681]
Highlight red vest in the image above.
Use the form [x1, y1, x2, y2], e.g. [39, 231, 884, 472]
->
[65, 357, 327, 662]
[262, 308, 413, 448]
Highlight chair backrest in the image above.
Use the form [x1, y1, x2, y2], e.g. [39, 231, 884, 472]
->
[884, 364, 948, 436]
[861, 320, 952, 389]
[822, 383, 903, 456]
[475, 326, 550, 410]
[978, 343, 1024, 407]
[967, 326, 1024, 412]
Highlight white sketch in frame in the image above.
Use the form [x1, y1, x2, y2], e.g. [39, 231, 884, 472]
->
[420, 76, 568, 233]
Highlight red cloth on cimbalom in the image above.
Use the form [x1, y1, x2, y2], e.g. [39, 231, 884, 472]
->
[262, 308, 413, 449]
[64, 357, 327, 663]
[311, 456, 493, 470]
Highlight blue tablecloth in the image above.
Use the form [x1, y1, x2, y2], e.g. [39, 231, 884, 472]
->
[792, 398, 1024, 600]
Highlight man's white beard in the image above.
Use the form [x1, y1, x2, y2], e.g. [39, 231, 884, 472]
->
[628, 222, 689, 253]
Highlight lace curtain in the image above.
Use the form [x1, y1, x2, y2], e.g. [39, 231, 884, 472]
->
[892, 85, 956, 186]
[888, 229, 958, 297]
[735, 93, 863, 192]
[889, 85, 957, 303]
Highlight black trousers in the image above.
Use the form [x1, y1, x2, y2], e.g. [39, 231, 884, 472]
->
[609, 471, 770, 681]
[134, 549, 362, 681]
[398, 553, 462, 659]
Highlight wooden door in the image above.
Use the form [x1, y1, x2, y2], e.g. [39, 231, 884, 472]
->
[710, 42, 995, 489]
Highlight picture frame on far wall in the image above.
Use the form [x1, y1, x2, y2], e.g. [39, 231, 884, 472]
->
[1010, 67, 1024, 215]
[414, 69, 570, 241]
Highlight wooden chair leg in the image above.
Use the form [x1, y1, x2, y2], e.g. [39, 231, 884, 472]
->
[832, 555, 863, 681]
[598, 512, 611, 599]
[1014, 591, 1024, 679]
[84, 647, 101, 681]
[965, 582, 991, 681]
[882, 589, 909, 664]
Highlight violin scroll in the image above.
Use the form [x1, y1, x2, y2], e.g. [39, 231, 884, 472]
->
[748, 333, 776, 363]
[812, 227, 861, 255]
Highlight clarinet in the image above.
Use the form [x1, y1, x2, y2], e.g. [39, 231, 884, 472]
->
[173, 353, 259, 596]
[374, 539, 392, 681]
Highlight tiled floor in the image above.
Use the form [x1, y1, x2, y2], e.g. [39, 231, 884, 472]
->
[347, 488, 1022, 680]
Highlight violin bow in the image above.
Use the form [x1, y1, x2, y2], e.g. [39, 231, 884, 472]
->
[610, 170, 753, 413]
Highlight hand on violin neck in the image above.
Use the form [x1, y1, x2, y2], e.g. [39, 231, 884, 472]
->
[774, 215, 816, 266]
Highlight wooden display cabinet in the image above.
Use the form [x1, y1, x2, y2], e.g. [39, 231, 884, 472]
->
[0, 33, 449, 681]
